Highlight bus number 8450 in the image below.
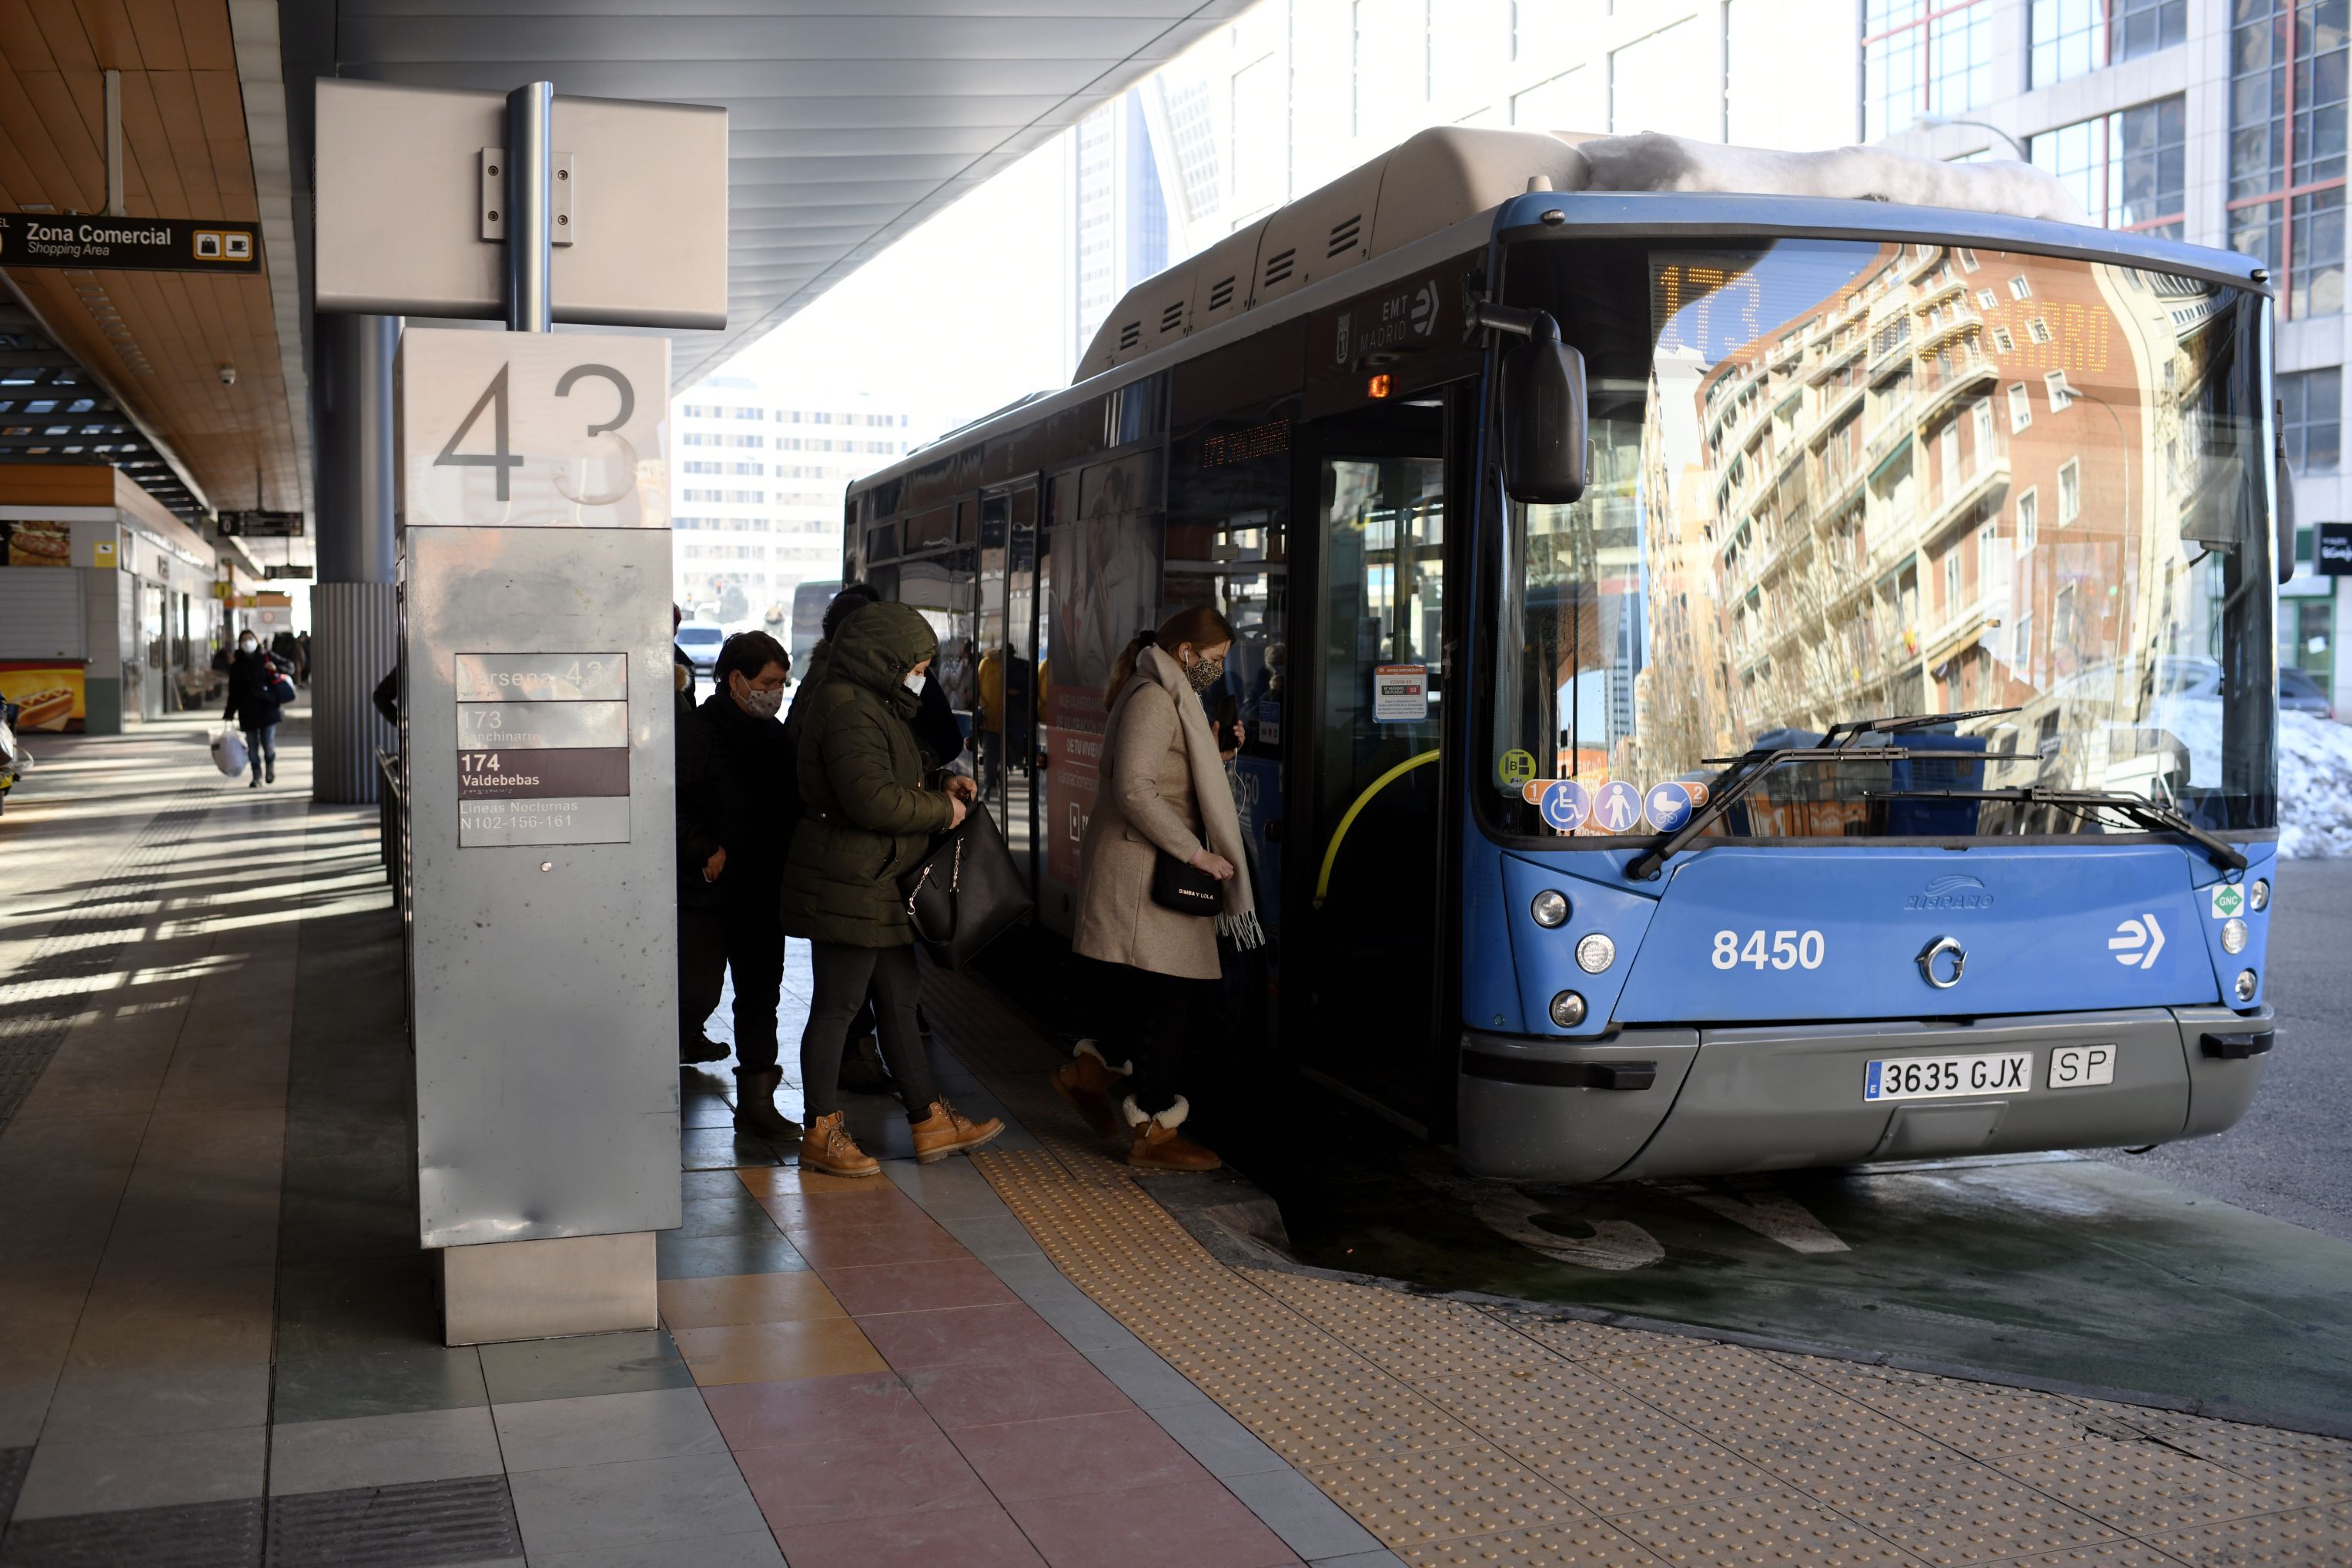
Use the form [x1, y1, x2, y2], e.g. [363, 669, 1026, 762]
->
[1712, 929, 1826, 971]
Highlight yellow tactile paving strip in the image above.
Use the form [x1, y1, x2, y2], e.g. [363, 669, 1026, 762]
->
[922, 972, 2352, 1567]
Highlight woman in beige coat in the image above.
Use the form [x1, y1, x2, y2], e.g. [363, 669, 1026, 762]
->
[1054, 606, 1262, 1171]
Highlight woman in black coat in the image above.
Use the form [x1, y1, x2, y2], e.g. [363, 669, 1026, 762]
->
[222, 632, 286, 787]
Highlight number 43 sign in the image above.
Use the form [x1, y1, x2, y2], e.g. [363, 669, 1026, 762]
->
[398, 329, 668, 530]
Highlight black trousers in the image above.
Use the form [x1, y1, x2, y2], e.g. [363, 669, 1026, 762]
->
[678, 898, 785, 1075]
[1089, 958, 1215, 1118]
[802, 941, 937, 1122]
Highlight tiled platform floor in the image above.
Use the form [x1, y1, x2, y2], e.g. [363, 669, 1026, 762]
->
[3, 715, 2348, 1566]
[916, 967, 2352, 1568]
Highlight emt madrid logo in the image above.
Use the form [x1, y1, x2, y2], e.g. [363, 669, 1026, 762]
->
[1906, 874, 1993, 911]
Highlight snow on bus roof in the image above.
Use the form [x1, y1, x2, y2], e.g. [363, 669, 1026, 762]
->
[1075, 127, 2084, 384]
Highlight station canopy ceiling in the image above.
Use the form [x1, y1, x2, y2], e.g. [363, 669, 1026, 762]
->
[306, 0, 1254, 388]
[0, 0, 1246, 542]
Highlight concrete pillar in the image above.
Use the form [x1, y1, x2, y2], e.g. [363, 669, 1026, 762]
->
[311, 311, 400, 803]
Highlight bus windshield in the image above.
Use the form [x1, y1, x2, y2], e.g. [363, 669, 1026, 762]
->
[1486, 237, 2277, 843]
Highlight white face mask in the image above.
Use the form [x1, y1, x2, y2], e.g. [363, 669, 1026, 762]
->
[741, 687, 783, 719]
[239, 639, 256, 653]
[903, 671, 927, 697]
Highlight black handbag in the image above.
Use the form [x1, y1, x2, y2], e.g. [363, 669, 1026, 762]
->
[900, 801, 1032, 969]
[1150, 849, 1223, 916]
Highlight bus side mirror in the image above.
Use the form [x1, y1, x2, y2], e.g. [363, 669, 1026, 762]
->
[1504, 319, 1588, 506]
[2276, 403, 2297, 586]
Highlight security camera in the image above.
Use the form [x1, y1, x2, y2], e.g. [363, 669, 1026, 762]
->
[218, 366, 236, 387]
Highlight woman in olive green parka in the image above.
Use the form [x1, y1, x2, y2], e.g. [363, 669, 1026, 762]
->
[779, 600, 1002, 1176]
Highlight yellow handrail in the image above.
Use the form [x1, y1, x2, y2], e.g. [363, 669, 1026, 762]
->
[1313, 748, 1441, 908]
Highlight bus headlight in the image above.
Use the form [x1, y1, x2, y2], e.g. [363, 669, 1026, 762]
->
[2249, 878, 2270, 912]
[1575, 934, 1616, 973]
[1549, 991, 1587, 1028]
[1531, 890, 1570, 928]
[2234, 969, 2259, 1002]
[2220, 917, 2249, 955]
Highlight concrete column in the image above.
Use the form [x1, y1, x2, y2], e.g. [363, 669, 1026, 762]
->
[311, 311, 400, 804]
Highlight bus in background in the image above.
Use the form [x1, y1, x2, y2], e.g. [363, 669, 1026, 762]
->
[789, 579, 840, 677]
[841, 126, 2282, 1182]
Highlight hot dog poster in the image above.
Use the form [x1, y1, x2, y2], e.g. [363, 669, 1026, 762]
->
[0, 665, 85, 731]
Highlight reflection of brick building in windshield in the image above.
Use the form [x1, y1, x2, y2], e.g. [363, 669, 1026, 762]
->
[1638, 240, 2235, 808]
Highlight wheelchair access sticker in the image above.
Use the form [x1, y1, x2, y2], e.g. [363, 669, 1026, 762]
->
[1537, 779, 1591, 833]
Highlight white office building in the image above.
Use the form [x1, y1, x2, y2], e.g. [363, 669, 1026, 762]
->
[670, 375, 913, 627]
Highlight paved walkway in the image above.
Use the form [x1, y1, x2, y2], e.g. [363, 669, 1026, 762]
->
[0, 714, 2344, 1566]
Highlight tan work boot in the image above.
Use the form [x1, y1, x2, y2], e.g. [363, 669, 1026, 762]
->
[1051, 1040, 1128, 1138]
[909, 1099, 1005, 1163]
[1122, 1095, 1221, 1173]
[733, 1066, 803, 1141]
[798, 1111, 881, 1178]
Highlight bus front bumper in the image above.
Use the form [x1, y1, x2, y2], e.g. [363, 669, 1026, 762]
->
[1456, 1005, 2274, 1184]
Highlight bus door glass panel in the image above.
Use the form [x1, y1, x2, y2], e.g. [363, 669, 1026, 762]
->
[970, 496, 1006, 807]
[1004, 484, 1040, 885]
[895, 547, 978, 773]
[1489, 418, 1645, 834]
[1303, 403, 1446, 1115]
[1166, 421, 1290, 946]
[972, 484, 1042, 878]
[1041, 453, 1163, 930]
[1034, 473, 1079, 930]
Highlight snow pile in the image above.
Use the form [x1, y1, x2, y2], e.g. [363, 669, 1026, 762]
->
[2280, 709, 2352, 858]
[1570, 132, 2088, 226]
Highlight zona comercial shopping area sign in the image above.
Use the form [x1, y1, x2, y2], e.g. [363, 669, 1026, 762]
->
[0, 212, 262, 274]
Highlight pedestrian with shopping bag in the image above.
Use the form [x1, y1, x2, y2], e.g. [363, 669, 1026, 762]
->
[222, 631, 288, 787]
[778, 600, 1003, 1177]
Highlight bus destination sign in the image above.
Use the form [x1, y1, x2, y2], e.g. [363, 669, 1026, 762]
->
[452, 652, 631, 848]
[0, 212, 263, 275]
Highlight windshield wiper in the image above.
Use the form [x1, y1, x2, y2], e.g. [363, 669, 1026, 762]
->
[1622, 707, 2020, 882]
[1870, 785, 2249, 872]
[1818, 706, 2021, 747]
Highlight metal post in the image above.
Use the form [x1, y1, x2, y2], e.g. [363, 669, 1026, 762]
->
[104, 69, 123, 216]
[504, 82, 554, 332]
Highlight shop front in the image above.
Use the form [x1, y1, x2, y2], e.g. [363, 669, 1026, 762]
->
[0, 466, 222, 734]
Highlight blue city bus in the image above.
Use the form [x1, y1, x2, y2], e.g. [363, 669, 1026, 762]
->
[841, 128, 2281, 1180]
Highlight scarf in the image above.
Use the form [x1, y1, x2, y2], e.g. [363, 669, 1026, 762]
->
[1119, 645, 1264, 951]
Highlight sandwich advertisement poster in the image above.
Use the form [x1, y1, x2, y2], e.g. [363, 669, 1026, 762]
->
[0, 520, 72, 567]
[0, 665, 85, 731]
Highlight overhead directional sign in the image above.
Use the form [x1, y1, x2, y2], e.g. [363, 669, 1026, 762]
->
[218, 510, 305, 537]
[0, 212, 262, 274]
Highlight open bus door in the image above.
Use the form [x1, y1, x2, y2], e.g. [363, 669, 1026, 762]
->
[973, 481, 1042, 891]
[1287, 390, 1462, 1131]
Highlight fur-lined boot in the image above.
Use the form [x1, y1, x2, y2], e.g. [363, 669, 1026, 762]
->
[1122, 1095, 1220, 1172]
[1052, 1040, 1129, 1138]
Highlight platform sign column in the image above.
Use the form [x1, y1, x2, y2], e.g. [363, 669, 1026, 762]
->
[316, 73, 721, 1346]
[398, 325, 677, 1343]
